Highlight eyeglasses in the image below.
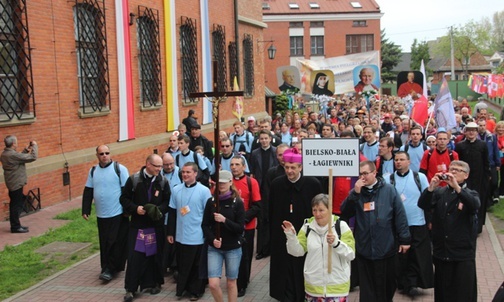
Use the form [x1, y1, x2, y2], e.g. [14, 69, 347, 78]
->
[449, 167, 467, 173]
[149, 162, 163, 168]
[359, 170, 375, 176]
[98, 152, 110, 156]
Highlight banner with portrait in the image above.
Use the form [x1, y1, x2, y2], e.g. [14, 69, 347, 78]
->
[296, 50, 380, 94]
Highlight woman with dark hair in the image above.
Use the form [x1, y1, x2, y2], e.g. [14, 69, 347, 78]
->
[312, 72, 333, 96]
[202, 170, 245, 302]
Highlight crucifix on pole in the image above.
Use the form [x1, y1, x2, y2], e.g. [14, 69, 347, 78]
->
[189, 60, 243, 238]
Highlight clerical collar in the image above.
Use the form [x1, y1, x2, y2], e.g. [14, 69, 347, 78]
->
[143, 170, 155, 179]
[396, 169, 410, 177]
[261, 145, 271, 151]
[184, 181, 197, 188]
[365, 179, 378, 189]
[467, 138, 477, 143]
[288, 173, 302, 183]
[234, 174, 246, 180]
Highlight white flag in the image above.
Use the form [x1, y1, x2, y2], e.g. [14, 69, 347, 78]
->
[420, 60, 428, 98]
[434, 77, 456, 130]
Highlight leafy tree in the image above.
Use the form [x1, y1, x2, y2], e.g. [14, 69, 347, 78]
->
[432, 25, 480, 78]
[380, 29, 402, 83]
[491, 11, 504, 52]
[410, 39, 431, 71]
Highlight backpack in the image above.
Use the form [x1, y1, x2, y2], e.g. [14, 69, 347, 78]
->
[130, 171, 168, 193]
[176, 152, 210, 187]
[404, 142, 428, 153]
[91, 161, 122, 187]
[427, 149, 454, 164]
[305, 217, 342, 240]
[233, 131, 250, 153]
[389, 171, 422, 193]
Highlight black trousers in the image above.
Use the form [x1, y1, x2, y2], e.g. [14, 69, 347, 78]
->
[256, 215, 270, 256]
[237, 229, 255, 290]
[124, 227, 165, 292]
[357, 254, 397, 302]
[175, 242, 205, 297]
[433, 258, 477, 302]
[97, 214, 129, 273]
[397, 225, 433, 290]
[8, 187, 24, 230]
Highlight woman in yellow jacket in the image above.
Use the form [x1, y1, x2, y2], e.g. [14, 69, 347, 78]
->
[282, 193, 355, 302]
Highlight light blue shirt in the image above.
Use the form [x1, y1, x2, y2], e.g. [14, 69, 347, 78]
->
[162, 166, 182, 190]
[281, 132, 292, 145]
[385, 170, 429, 226]
[169, 182, 212, 245]
[361, 141, 378, 161]
[399, 143, 429, 172]
[230, 131, 254, 154]
[212, 154, 250, 174]
[176, 150, 208, 170]
[85, 162, 129, 218]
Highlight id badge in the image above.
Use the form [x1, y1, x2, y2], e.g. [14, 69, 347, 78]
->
[180, 205, 191, 216]
[400, 194, 406, 202]
[154, 190, 159, 197]
[363, 201, 375, 212]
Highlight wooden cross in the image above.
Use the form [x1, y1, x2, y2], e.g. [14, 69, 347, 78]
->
[189, 61, 243, 238]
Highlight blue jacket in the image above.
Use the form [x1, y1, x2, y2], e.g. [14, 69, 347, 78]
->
[479, 131, 501, 168]
[341, 178, 411, 260]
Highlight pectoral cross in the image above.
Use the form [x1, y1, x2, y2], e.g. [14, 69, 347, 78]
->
[190, 61, 243, 238]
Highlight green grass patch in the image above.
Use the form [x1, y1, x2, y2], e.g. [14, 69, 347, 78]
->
[489, 200, 504, 220]
[0, 207, 99, 300]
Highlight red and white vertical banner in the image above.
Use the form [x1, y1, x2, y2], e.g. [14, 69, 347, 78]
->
[116, 0, 135, 141]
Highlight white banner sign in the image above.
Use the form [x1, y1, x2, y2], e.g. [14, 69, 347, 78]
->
[302, 138, 360, 177]
[296, 51, 380, 94]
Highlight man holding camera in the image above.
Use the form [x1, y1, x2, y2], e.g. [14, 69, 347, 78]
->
[1, 135, 38, 233]
[418, 160, 480, 301]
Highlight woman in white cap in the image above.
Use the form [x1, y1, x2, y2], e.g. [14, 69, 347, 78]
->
[202, 170, 245, 302]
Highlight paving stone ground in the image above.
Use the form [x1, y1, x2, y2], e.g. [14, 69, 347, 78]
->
[2, 196, 503, 301]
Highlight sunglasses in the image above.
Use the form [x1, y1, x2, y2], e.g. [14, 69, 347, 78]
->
[98, 152, 110, 156]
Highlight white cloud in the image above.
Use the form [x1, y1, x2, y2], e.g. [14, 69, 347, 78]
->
[379, 0, 502, 52]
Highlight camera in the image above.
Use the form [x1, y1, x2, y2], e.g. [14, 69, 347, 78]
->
[29, 141, 33, 146]
[440, 174, 448, 180]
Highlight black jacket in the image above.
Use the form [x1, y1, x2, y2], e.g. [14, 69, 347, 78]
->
[418, 184, 480, 261]
[120, 167, 171, 229]
[201, 196, 245, 251]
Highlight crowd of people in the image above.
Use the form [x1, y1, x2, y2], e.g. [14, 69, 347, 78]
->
[3, 93, 501, 302]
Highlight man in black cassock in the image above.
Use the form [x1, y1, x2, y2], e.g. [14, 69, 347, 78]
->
[268, 148, 323, 302]
[455, 122, 490, 233]
[418, 160, 480, 302]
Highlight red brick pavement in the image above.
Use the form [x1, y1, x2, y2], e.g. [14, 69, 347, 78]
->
[2, 196, 503, 301]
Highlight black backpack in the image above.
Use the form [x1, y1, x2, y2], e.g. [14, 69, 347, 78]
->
[389, 171, 422, 193]
[90, 161, 122, 187]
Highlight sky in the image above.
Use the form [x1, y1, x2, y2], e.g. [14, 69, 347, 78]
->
[379, 0, 502, 52]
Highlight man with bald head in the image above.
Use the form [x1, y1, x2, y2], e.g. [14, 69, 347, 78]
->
[82, 145, 130, 282]
[120, 154, 171, 301]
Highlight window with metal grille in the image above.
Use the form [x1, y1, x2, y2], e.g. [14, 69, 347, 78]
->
[180, 16, 198, 104]
[242, 34, 254, 97]
[346, 34, 374, 54]
[311, 36, 324, 55]
[289, 21, 303, 28]
[290, 36, 303, 56]
[228, 41, 237, 90]
[0, 0, 35, 122]
[212, 24, 226, 93]
[310, 21, 323, 27]
[137, 6, 162, 108]
[73, 0, 110, 114]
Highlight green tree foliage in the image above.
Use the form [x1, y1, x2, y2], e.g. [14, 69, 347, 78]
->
[492, 11, 504, 52]
[380, 29, 402, 83]
[410, 39, 431, 71]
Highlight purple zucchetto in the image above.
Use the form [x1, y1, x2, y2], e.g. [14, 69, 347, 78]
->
[283, 148, 302, 164]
